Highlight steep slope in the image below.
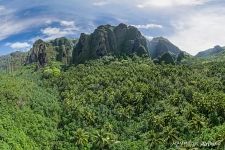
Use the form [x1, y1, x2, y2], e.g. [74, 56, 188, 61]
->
[26, 38, 77, 67]
[5, 24, 190, 68]
[26, 39, 56, 67]
[196, 45, 225, 57]
[73, 23, 149, 64]
[148, 37, 184, 58]
[50, 37, 77, 65]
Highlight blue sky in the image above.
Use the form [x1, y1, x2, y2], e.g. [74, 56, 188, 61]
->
[0, 0, 225, 55]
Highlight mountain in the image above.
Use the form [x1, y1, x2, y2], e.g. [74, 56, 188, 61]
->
[148, 37, 184, 59]
[11, 24, 188, 68]
[147, 37, 189, 64]
[26, 38, 77, 67]
[73, 23, 149, 64]
[26, 39, 56, 67]
[0, 51, 27, 72]
[196, 45, 225, 57]
[0, 55, 9, 71]
[50, 37, 77, 65]
[3, 26, 225, 150]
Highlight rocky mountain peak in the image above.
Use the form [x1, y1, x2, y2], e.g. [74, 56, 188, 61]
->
[148, 36, 183, 59]
[73, 23, 149, 64]
[26, 39, 56, 67]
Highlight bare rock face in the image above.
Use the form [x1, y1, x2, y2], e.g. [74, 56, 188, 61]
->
[73, 23, 149, 64]
[50, 37, 76, 65]
[148, 37, 182, 59]
[26, 39, 55, 67]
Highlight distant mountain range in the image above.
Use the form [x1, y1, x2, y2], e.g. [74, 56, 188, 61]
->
[27, 24, 187, 67]
[196, 45, 225, 58]
[0, 51, 27, 72]
[5, 23, 220, 71]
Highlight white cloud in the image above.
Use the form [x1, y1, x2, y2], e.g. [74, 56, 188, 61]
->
[0, 5, 13, 16]
[9, 42, 31, 49]
[133, 24, 163, 29]
[144, 35, 154, 40]
[60, 20, 75, 27]
[137, 0, 209, 8]
[0, 5, 55, 41]
[45, 20, 53, 24]
[0, 5, 5, 11]
[0, 18, 52, 41]
[41, 27, 68, 40]
[93, 0, 109, 6]
[42, 27, 63, 36]
[41, 20, 79, 40]
[169, 7, 225, 55]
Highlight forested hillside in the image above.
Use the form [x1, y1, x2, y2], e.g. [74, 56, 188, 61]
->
[0, 24, 225, 150]
[0, 65, 61, 149]
[1, 54, 225, 149]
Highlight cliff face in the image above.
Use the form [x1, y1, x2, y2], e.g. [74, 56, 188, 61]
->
[50, 37, 76, 65]
[24, 24, 188, 67]
[26, 39, 56, 67]
[73, 23, 149, 64]
[148, 37, 182, 59]
[26, 38, 77, 67]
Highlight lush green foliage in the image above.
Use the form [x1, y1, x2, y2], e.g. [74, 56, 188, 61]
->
[55, 56, 225, 149]
[1, 55, 225, 149]
[0, 69, 61, 149]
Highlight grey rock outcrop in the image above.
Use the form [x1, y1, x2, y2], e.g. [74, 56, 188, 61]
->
[73, 23, 149, 64]
[50, 37, 76, 65]
[148, 37, 182, 59]
[26, 39, 56, 67]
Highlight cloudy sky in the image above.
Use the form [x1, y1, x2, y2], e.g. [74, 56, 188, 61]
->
[0, 0, 224, 55]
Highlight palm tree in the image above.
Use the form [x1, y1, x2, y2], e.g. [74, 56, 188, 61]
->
[163, 126, 180, 147]
[144, 130, 163, 150]
[92, 129, 116, 150]
[103, 122, 113, 132]
[189, 116, 205, 133]
[84, 110, 95, 125]
[152, 115, 164, 132]
[184, 104, 196, 120]
[217, 132, 225, 150]
[74, 128, 89, 149]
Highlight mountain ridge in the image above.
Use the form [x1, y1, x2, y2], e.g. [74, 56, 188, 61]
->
[0, 23, 192, 70]
[73, 23, 149, 64]
[196, 45, 225, 57]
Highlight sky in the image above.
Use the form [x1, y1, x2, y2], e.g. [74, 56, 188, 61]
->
[0, 0, 225, 55]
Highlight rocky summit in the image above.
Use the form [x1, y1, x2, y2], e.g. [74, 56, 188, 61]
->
[26, 39, 56, 67]
[22, 24, 189, 68]
[73, 23, 149, 64]
[148, 37, 183, 59]
[50, 37, 76, 65]
[26, 38, 76, 67]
